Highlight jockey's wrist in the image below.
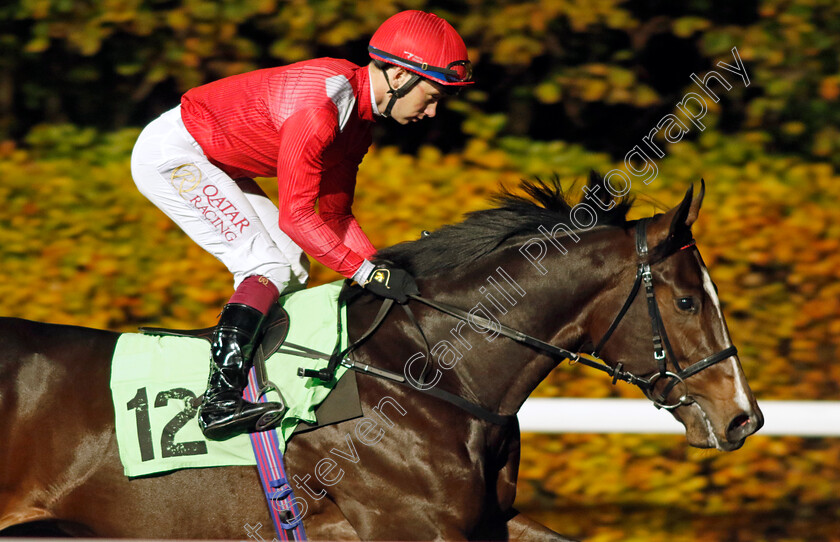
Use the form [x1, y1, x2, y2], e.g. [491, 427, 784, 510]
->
[352, 260, 376, 284]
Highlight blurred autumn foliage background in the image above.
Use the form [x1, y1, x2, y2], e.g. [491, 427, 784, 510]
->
[1, 0, 839, 540]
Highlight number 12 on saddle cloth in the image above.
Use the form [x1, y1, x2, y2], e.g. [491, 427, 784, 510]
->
[110, 282, 349, 478]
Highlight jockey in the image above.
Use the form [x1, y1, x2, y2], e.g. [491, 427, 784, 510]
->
[130, 10, 473, 441]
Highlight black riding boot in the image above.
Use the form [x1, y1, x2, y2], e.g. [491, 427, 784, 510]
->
[198, 303, 286, 440]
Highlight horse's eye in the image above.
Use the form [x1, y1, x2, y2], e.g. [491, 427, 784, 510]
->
[676, 297, 698, 313]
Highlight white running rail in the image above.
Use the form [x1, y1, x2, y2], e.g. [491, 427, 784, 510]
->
[518, 399, 840, 436]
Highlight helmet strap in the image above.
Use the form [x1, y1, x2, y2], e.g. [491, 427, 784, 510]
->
[382, 69, 422, 118]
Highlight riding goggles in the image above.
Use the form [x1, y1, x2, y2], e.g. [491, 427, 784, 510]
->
[368, 46, 473, 85]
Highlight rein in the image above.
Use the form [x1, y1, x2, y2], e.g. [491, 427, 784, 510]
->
[406, 295, 650, 389]
[294, 219, 736, 424]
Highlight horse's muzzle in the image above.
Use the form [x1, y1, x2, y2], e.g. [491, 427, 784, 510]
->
[724, 407, 765, 448]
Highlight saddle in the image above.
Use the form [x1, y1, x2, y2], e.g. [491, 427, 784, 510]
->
[139, 303, 362, 434]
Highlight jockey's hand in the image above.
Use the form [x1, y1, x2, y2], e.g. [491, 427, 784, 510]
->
[362, 264, 419, 303]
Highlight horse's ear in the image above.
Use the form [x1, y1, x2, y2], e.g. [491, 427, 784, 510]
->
[685, 178, 705, 227]
[648, 180, 704, 247]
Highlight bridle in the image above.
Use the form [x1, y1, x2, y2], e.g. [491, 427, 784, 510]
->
[296, 218, 737, 424]
[585, 217, 737, 409]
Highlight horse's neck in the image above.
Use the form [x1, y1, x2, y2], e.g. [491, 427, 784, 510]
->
[419, 231, 624, 417]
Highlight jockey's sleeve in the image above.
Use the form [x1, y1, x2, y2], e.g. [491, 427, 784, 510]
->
[319, 138, 377, 262]
[276, 107, 370, 278]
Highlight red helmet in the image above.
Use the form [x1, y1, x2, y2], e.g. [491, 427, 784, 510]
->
[369, 10, 473, 87]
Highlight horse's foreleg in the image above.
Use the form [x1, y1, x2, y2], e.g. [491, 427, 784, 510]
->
[491, 428, 577, 542]
[506, 512, 578, 542]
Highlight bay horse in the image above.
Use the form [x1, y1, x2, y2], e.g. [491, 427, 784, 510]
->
[0, 172, 762, 540]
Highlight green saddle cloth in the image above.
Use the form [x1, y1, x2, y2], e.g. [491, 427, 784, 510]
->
[110, 281, 348, 477]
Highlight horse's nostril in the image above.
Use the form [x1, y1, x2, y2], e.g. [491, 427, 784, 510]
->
[727, 413, 752, 437]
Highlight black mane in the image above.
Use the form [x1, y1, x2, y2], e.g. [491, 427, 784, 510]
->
[376, 171, 634, 277]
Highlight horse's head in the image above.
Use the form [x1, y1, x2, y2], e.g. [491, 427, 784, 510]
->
[586, 175, 763, 451]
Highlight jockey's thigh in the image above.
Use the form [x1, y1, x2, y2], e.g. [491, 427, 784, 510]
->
[237, 181, 310, 294]
[130, 105, 291, 291]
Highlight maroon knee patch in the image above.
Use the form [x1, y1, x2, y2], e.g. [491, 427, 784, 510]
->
[228, 275, 280, 314]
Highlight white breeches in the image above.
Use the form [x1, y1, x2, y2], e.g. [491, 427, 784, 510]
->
[130, 106, 309, 294]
